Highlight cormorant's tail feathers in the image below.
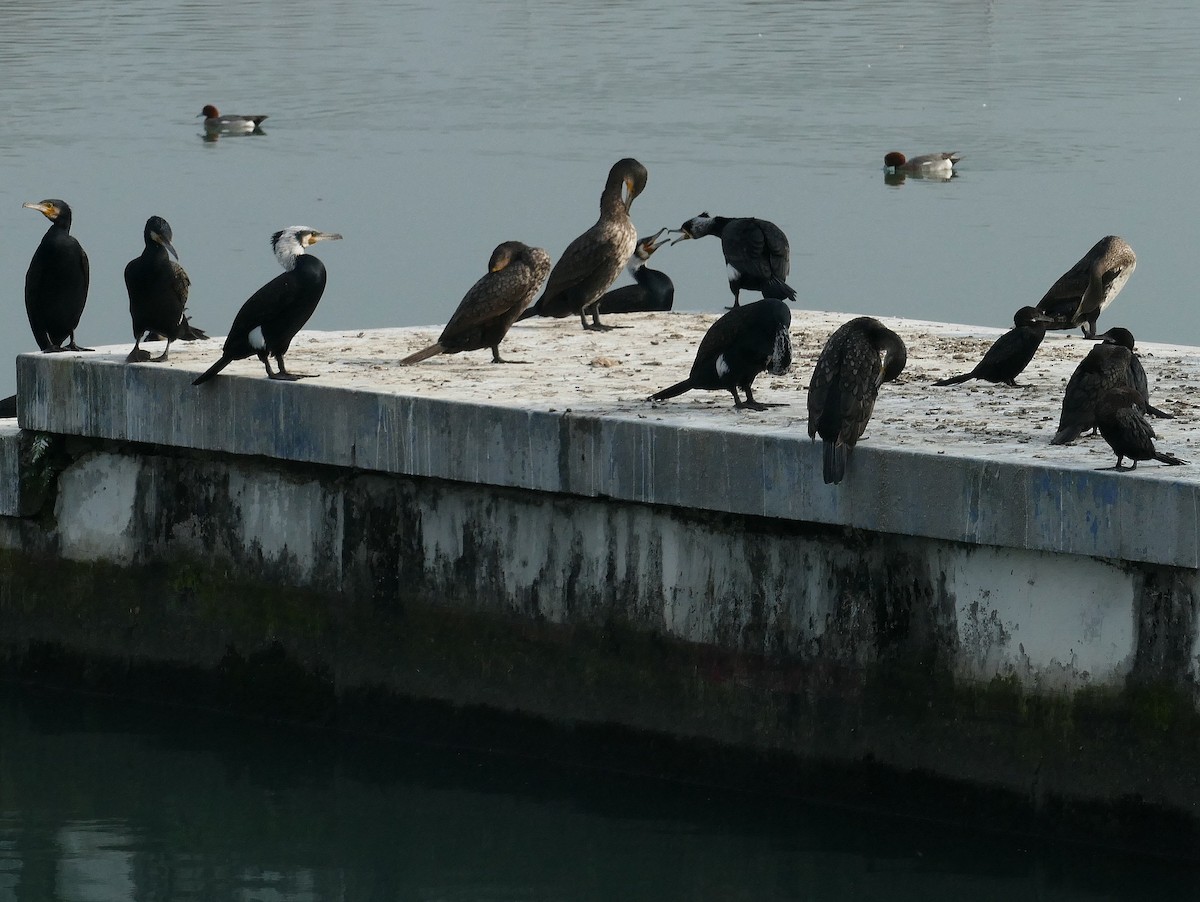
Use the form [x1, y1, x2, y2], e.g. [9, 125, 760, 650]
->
[1146, 404, 1175, 419]
[1049, 426, 1083, 446]
[400, 343, 445, 366]
[178, 317, 209, 341]
[768, 279, 798, 302]
[1155, 451, 1188, 466]
[649, 379, 694, 402]
[933, 372, 972, 387]
[822, 440, 847, 485]
[193, 356, 231, 386]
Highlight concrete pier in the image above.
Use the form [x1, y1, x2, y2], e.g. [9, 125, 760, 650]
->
[2, 310, 1199, 852]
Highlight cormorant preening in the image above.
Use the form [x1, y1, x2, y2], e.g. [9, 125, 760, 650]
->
[883, 151, 962, 176]
[807, 317, 907, 485]
[125, 215, 195, 363]
[193, 226, 342, 385]
[1094, 386, 1186, 471]
[1035, 236, 1135, 338]
[933, 307, 1053, 387]
[23, 199, 90, 352]
[401, 241, 552, 365]
[649, 298, 792, 410]
[597, 229, 674, 314]
[521, 158, 648, 330]
[671, 213, 796, 307]
[199, 105, 267, 134]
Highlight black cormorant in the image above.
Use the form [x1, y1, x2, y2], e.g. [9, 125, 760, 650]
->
[401, 241, 552, 365]
[1050, 332, 1135, 445]
[597, 229, 674, 314]
[1094, 386, 1186, 471]
[199, 105, 267, 134]
[649, 298, 792, 410]
[807, 317, 907, 485]
[670, 213, 796, 307]
[521, 158, 648, 330]
[1035, 236, 1135, 338]
[193, 226, 342, 385]
[23, 199, 90, 353]
[883, 151, 962, 177]
[1093, 327, 1173, 419]
[125, 215, 195, 363]
[933, 307, 1053, 387]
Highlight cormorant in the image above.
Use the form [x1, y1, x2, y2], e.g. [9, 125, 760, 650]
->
[807, 317, 907, 485]
[193, 226, 342, 385]
[597, 229, 674, 314]
[1035, 236, 1135, 338]
[199, 105, 267, 134]
[933, 307, 1053, 387]
[649, 298, 792, 410]
[883, 151, 962, 176]
[146, 315, 208, 343]
[22, 199, 90, 352]
[125, 215, 195, 363]
[520, 158, 648, 330]
[1049, 331, 1137, 445]
[1093, 327, 1173, 419]
[1094, 386, 1186, 471]
[670, 213, 796, 307]
[401, 240, 552, 365]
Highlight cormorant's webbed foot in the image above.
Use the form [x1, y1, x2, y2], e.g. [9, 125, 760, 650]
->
[126, 348, 152, 363]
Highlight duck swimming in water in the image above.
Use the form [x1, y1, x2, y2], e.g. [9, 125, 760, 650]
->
[597, 229, 674, 314]
[199, 104, 268, 134]
[193, 226, 342, 384]
[1094, 386, 1186, 471]
[807, 317, 907, 485]
[649, 298, 792, 410]
[883, 151, 962, 176]
[670, 213, 796, 307]
[22, 199, 91, 352]
[933, 307, 1053, 387]
[520, 158, 648, 331]
[402, 241, 551, 365]
[1035, 236, 1135, 338]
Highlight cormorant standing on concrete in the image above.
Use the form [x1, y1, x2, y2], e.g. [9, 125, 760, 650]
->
[670, 213, 796, 307]
[199, 105, 267, 134]
[193, 226, 342, 385]
[1036, 236, 1136, 338]
[649, 298, 792, 410]
[597, 229, 674, 314]
[22, 199, 91, 352]
[1094, 327, 1173, 419]
[125, 215, 195, 363]
[402, 241, 552, 365]
[807, 317, 907, 485]
[520, 158, 648, 330]
[1095, 386, 1186, 471]
[933, 307, 1053, 387]
[1050, 331, 1136, 445]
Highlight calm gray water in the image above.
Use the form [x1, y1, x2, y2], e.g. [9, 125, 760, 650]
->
[3, 0, 1200, 396]
[0, 684, 1192, 901]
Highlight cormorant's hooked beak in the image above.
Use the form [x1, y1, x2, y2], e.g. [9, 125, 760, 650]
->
[643, 227, 671, 254]
[152, 231, 180, 261]
[305, 231, 343, 247]
[668, 228, 694, 246]
[22, 201, 56, 221]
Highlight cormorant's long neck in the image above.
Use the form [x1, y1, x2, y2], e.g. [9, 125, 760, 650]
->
[707, 216, 732, 237]
[600, 176, 630, 219]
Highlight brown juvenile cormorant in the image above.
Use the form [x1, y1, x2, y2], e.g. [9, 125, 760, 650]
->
[125, 215, 196, 363]
[670, 213, 797, 307]
[199, 105, 267, 134]
[649, 298, 792, 410]
[883, 151, 962, 177]
[1035, 236, 1136, 338]
[1094, 386, 1186, 471]
[401, 241, 552, 365]
[597, 229, 674, 314]
[933, 307, 1053, 387]
[807, 317, 907, 485]
[520, 158, 648, 330]
[23, 199, 90, 352]
[193, 226, 342, 385]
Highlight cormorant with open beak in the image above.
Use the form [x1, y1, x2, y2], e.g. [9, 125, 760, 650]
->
[597, 228, 674, 314]
[670, 213, 796, 307]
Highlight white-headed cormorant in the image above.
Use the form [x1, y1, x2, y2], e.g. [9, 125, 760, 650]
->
[1035, 236, 1135, 338]
[199, 105, 267, 134]
[883, 151, 962, 176]
[1094, 386, 1186, 471]
[649, 298, 792, 410]
[807, 317, 907, 485]
[402, 241, 552, 365]
[23, 199, 90, 352]
[521, 158, 648, 331]
[193, 226, 342, 385]
[670, 213, 796, 307]
[933, 307, 1053, 387]
[125, 215, 195, 363]
[597, 229, 674, 314]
